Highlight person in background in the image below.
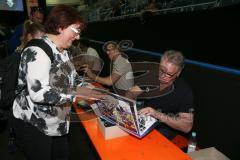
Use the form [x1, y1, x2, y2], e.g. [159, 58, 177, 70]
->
[68, 38, 100, 58]
[83, 41, 134, 91]
[132, 50, 194, 140]
[7, 20, 46, 101]
[5, 20, 45, 153]
[7, 6, 44, 54]
[140, 0, 158, 24]
[12, 5, 105, 160]
[110, 0, 122, 17]
[70, 38, 102, 76]
[11, 20, 45, 92]
[111, 3, 121, 17]
[146, 0, 158, 11]
[15, 20, 45, 52]
[79, 38, 100, 58]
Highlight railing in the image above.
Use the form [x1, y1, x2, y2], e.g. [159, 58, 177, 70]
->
[84, 0, 240, 22]
[89, 39, 240, 75]
[86, 0, 218, 22]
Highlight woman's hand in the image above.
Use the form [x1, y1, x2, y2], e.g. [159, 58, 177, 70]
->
[76, 86, 106, 100]
[125, 85, 144, 100]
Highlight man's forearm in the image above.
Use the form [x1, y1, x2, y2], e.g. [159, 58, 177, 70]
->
[154, 112, 193, 133]
[95, 76, 113, 86]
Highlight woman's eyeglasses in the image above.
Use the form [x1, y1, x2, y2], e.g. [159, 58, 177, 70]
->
[70, 27, 81, 37]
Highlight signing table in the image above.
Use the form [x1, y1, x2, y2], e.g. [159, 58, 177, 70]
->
[73, 103, 191, 160]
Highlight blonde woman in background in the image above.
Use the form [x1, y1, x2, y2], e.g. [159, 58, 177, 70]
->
[15, 20, 45, 52]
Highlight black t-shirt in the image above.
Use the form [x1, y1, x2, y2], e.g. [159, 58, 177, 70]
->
[144, 77, 193, 115]
[143, 77, 194, 139]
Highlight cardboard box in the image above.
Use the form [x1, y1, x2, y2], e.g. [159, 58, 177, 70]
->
[188, 147, 230, 160]
[97, 118, 129, 140]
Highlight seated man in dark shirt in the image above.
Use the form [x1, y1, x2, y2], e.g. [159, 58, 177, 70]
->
[131, 50, 194, 140]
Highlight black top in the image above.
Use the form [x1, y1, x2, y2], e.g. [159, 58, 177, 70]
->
[144, 77, 193, 114]
[143, 77, 194, 139]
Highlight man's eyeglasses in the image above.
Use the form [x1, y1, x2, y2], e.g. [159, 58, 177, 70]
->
[159, 68, 178, 78]
[106, 47, 116, 52]
[70, 27, 81, 37]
